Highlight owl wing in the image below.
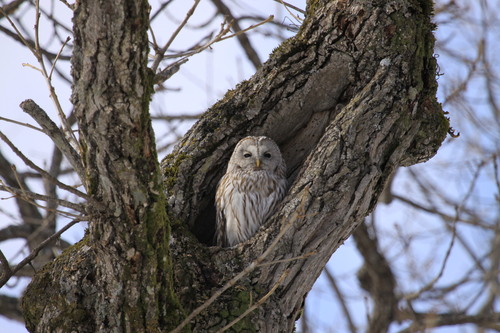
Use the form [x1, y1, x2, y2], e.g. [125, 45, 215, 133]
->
[215, 174, 232, 247]
[216, 172, 287, 247]
[260, 176, 288, 222]
[216, 174, 251, 247]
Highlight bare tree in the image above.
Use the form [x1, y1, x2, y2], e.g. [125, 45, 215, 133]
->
[302, 1, 500, 332]
[0, 0, 498, 332]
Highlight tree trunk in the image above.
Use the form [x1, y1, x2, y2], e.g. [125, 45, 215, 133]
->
[23, 0, 183, 331]
[22, 0, 448, 332]
[163, 0, 447, 331]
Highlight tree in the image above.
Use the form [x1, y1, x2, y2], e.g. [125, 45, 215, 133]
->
[1, 0, 496, 332]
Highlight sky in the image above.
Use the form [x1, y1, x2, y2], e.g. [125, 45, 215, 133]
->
[0, 0, 498, 332]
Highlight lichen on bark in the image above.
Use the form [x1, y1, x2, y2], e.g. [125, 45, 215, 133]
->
[22, 0, 447, 332]
[22, 0, 184, 332]
[161, 0, 448, 331]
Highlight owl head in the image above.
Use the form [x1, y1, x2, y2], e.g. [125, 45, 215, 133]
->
[227, 136, 286, 175]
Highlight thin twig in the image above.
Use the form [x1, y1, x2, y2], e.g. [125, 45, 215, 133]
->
[34, 0, 41, 55]
[271, 0, 306, 15]
[49, 36, 71, 80]
[154, 15, 274, 84]
[0, 218, 84, 288]
[33, 0, 79, 152]
[154, 19, 233, 83]
[154, 30, 215, 60]
[276, 0, 304, 23]
[258, 250, 317, 266]
[0, 129, 87, 199]
[151, 114, 201, 121]
[0, 250, 13, 280]
[405, 161, 485, 301]
[216, 269, 290, 333]
[57, 0, 75, 10]
[2, 1, 79, 153]
[19, 100, 85, 181]
[151, 0, 201, 72]
[218, 15, 274, 42]
[0, 7, 37, 54]
[393, 194, 490, 229]
[21, 62, 43, 73]
[154, 58, 189, 83]
[0, 181, 85, 213]
[324, 268, 357, 333]
[404, 221, 458, 301]
[492, 155, 500, 197]
[170, 187, 311, 333]
[0, 116, 44, 133]
[211, 0, 262, 68]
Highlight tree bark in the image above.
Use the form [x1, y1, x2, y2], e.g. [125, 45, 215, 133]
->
[23, 0, 183, 332]
[21, 0, 448, 332]
[163, 0, 447, 331]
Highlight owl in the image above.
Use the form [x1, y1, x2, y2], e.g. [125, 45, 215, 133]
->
[215, 136, 287, 247]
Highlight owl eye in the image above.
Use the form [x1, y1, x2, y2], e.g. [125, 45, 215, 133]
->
[263, 152, 272, 158]
[243, 153, 252, 158]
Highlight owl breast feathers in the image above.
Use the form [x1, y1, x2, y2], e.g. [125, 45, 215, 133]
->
[215, 136, 287, 247]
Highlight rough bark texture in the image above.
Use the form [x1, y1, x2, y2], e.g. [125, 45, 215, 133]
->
[21, 0, 448, 332]
[22, 0, 183, 332]
[163, 0, 447, 331]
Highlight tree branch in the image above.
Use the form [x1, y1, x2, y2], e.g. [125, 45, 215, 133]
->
[354, 221, 397, 333]
[19, 99, 85, 181]
[0, 149, 44, 224]
[0, 295, 23, 323]
[211, 0, 262, 69]
[324, 268, 357, 333]
[0, 218, 83, 288]
[163, 1, 448, 330]
[397, 310, 500, 332]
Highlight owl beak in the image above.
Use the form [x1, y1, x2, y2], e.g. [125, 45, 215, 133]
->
[255, 159, 261, 168]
